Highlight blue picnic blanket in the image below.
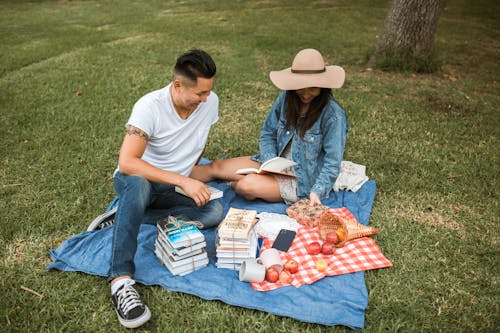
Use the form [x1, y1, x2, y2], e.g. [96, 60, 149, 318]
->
[47, 180, 377, 329]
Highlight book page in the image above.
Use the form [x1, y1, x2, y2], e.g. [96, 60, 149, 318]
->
[235, 157, 296, 175]
[261, 157, 296, 173]
[235, 167, 259, 175]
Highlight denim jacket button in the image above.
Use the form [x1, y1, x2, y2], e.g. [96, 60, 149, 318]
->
[286, 131, 290, 135]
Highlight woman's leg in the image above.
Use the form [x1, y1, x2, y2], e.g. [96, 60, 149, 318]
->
[232, 174, 283, 202]
[190, 156, 260, 182]
[191, 157, 285, 203]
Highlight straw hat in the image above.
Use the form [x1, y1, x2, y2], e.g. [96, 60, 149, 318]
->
[269, 48, 345, 90]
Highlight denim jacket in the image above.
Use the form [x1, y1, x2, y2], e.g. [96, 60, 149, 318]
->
[253, 91, 348, 199]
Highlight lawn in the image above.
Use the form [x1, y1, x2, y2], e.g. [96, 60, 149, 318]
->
[1, 0, 498, 332]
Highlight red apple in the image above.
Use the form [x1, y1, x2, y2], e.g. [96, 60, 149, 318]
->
[265, 267, 279, 283]
[306, 241, 321, 255]
[321, 242, 336, 255]
[284, 259, 299, 274]
[279, 270, 293, 284]
[325, 232, 339, 244]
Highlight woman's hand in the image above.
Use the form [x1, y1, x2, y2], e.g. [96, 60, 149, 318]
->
[309, 192, 321, 206]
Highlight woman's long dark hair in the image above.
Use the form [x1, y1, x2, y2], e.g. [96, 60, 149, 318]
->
[285, 88, 332, 138]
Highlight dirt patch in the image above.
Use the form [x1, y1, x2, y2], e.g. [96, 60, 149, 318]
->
[420, 206, 462, 231]
[424, 95, 477, 116]
[3, 234, 68, 267]
[392, 201, 463, 232]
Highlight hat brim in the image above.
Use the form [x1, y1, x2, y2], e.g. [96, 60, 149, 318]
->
[269, 65, 345, 90]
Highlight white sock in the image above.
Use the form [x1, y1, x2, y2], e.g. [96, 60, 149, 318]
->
[111, 278, 134, 295]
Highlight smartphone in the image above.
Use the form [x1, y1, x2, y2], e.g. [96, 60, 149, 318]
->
[272, 229, 296, 252]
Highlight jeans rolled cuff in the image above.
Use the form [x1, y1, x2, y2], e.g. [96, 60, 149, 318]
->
[108, 271, 134, 282]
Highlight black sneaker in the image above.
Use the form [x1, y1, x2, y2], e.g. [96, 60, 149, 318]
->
[112, 281, 151, 329]
[87, 207, 117, 231]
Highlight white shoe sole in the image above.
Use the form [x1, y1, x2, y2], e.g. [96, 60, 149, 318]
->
[86, 207, 117, 231]
[116, 305, 151, 329]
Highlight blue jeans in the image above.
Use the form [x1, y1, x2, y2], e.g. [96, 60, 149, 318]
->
[108, 171, 223, 280]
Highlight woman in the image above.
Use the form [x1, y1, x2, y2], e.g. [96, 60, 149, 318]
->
[192, 48, 347, 206]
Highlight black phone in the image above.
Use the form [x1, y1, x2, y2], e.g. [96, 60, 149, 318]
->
[272, 229, 296, 252]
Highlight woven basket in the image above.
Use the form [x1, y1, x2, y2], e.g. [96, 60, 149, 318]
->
[318, 210, 379, 247]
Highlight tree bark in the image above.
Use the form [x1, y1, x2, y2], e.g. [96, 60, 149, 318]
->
[373, 0, 445, 69]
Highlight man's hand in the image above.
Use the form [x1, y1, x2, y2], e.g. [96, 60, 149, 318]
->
[309, 192, 322, 206]
[178, 177, 211, 207]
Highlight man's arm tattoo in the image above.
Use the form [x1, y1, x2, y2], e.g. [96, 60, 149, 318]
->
[125, 126, 148, 141]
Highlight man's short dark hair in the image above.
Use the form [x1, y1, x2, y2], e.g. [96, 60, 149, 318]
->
[174, 49, 216, 83]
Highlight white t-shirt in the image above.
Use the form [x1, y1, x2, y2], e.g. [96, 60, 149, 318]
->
[121, 83, 218, 177]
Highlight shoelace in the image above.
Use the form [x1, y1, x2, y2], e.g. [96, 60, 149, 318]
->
[116, 282, 143, 315]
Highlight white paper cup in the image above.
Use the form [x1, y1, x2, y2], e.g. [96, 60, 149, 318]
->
[239, 260, 266, 282]
[257, 248, 283, 272]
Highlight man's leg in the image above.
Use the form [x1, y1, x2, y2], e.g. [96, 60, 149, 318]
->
[149, 183, 224, 229]
[109, 172, 151, 328]
[110, 173, 152, 278]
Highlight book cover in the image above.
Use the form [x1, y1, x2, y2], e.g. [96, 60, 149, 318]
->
[215, 262, 242, 270]
[157, 231, 206, 257]
[216, 257, 250, 264]
[175, 185, 223, 200]
[157, 221, 205, 249]
[235, 157, 297, 177]
[216, 242, 251, 251]
[216, 246, 252, 253]
[155, 237, 204, 261]
[155, 248, 209, 276]
[172, 258, 209, 276]
[216, 231, 258, 258]
[217, 227, 256, 245]
[157, 248, 208, 268]
[217, 235, 251, 245]
[216, 251, 256, 258]
[216, 230, 255, 250]
[217, 208, 257, 239]
[215, 235, 257, 252]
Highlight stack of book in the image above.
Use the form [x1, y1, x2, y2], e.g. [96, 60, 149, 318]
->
[154, 218, 208, 276]
[215, 208, 258, 270]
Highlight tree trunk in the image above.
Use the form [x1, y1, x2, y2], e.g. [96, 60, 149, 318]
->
[372, 0, 445, 71]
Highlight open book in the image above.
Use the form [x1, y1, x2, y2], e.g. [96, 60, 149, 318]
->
[235, 157, 297, 177]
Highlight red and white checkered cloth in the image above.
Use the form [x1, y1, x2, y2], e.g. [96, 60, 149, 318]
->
[251, 207, 393, 291]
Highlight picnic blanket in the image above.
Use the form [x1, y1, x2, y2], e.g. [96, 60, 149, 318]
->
[47, 180, 384, 329]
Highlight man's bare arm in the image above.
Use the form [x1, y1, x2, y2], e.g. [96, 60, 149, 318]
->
[118, 125, 210, 206]
[125, 125, 149, 141]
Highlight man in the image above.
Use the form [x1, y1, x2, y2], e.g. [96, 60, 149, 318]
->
[88, 49, 223, 328]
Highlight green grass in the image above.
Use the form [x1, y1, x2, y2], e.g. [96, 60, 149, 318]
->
[1, 0, 498, 332]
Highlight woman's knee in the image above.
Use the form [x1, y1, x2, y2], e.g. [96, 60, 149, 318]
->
[232, 176, 259, 200]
